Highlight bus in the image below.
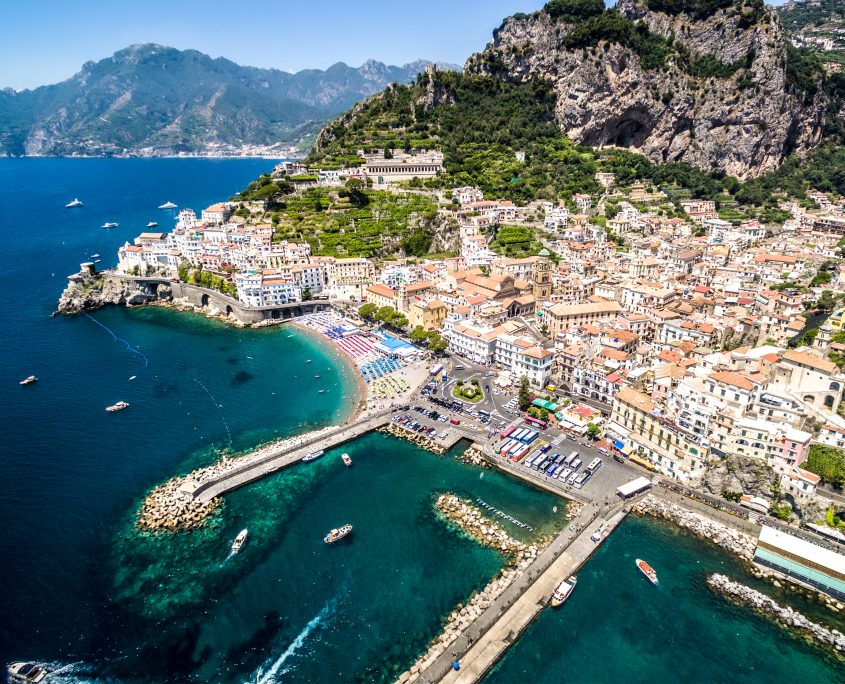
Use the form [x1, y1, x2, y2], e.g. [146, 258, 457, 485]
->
[563, 451, 578, 467]
[523, 431, 539, 445]
[430, 364, 444, 376]
[512, 428, 528, 442]
[512, 444, 530, 462]
[524, 451, 543, 469]
[586, 458, 603, 474]
[524, 415, 548, 430]
[498, 439, 516, 456]
[500, 425, 517, 440]
[574, 472, 591, 489]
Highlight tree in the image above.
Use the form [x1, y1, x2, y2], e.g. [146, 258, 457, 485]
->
[409, 325, 429, 343]
[358, 303, 377, 320]
[392, 314, 409, 330]
[540, 323, 549, 337]
[518, 376, 531, 410]
[805, 443, 845, 487]
[586, 422, 601, 440]
[429, 334, 448, 355]
[301, 287, 312, 301]
[375, 305, 396, 323]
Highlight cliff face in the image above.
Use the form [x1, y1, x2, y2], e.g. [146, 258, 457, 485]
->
[55, 270, 172, 315]
[465, 0, 826, 179]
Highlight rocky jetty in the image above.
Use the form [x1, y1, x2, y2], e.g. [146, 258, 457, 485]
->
[378, 423, 447, 455]
[55, 267, 172, 315]
[459, 444, 491, 468]
[397, 495, 540, 683]
[136, 425, 337, 532]
[708, 574, 845, 657]
[634, 495, 756, 560]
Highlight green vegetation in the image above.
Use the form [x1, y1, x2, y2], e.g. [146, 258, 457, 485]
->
[544, 0, 604, 23]
[409, 325, 448, 354]
[805, 443, 845, 487]
[722, 490, 743, 502]
[453, 381, 484, 403]
[489, 225, 543, 257]
[586, 423, 601, 439]
[518, 376, 532, 410]
[177, 261, 237, 298]
[770, 502, 793, 521]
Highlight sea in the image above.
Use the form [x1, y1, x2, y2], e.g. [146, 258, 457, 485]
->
[0, 158, 841, 683]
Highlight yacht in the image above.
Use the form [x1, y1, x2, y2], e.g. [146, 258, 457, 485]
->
[302, 450, 324, 462]
[65, 198, 83, 208]
[324, 524, 353, 544]
[105, 401, 129, 412]
[7, 662, 48, 682]
[550, 575, 577, 607]
[158, 201, 178, 209]
[342, 453, 352, 466]
[146, 221, 159, 228]
[102, 222, 119, 229]
[231, 528, 248, 553]
[636, 558, 658, 585]
[19, 375, 38, 386]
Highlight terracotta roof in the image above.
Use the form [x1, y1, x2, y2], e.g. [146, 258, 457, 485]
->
[708, 371, 757, 391]
[782, 350, 837, 373]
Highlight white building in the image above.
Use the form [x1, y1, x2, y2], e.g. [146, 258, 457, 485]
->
[234, 271, 302, 307]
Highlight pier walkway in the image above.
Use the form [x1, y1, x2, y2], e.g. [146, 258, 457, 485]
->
[191, 409, 396, 502]
[413, 502, 632, 684]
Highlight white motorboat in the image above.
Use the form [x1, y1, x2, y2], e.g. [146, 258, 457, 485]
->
[302, 450, 324, 462]
[65, 198, 83, 208]
[324, 524, 353, 544]
[342, 453, 352, 466]
[7, 662, 48, 682]
[231, 528, 248, 553]
[102, 222, 119, 229]
[19, 375, 38, 386]
[158, 201, 177, 209]
[550, 575, 577, 607]
[105, 401, 129, 412]
[146, 221, 158, 228]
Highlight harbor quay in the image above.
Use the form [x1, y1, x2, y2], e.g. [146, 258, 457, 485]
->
[408, 503, 633, 684]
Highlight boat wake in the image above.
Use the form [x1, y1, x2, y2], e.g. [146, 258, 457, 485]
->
[193, 378, 233, 446]
[252, 595, 339, 683]
[84, 314, 149, 367]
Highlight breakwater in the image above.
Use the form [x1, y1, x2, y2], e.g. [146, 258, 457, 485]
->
[634, 495, 756, 561]
[707, 574, 845, 657]
[460, 445, 491, 468]
[136, 424, 341, 531]
[378, 423, 448, 455]
[397, 495, 540, 683]
[475, 498, 534, 532]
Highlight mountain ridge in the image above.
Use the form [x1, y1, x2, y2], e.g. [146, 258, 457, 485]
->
[0, 44, 459, 157]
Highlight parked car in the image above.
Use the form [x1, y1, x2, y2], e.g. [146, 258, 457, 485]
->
[450, 418, 461, 425]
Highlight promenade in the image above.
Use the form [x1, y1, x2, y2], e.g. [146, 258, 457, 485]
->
[410, 502, 631, 684]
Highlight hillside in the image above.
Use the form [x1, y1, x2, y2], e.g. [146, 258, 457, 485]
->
[463, 0, 826, 179]
[0, 44, 458, 157]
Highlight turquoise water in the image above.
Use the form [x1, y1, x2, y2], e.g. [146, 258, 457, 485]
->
[486, 515, 845, 684]
[2, 158, 842, 683]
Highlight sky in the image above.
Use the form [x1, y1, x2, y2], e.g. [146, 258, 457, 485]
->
[0, 0, 792, 90]
[0, 0, 548, 91]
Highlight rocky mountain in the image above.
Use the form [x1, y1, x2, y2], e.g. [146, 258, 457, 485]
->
[464, 0, 828, 179]
[0, 44, 458, 157]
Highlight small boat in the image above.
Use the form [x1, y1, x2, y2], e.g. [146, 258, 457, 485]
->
[105, 401, 129, 412]
[7, 662, 48, 683]
[318, 389, 326, 394]
[306, 359, 312, 363]
[158, 201, 178, 209]
[324, 524, 353, 544]
[636, 558, 658, 584]
[550, 575, 577, 607]
[314, 375, 320, 378]
[128, 375, 136, 381]
[231, 528, 248, 553]
[19, 375, 37, 386]
[90, 253, 100, 258]
[302, 450, 324, 462]
[146, 221, 159, 228]
[102, 222, 119, 229]
[65, 198, 83, 208]
[342, 453, 352, 466]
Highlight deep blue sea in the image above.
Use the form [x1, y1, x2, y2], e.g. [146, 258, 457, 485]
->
[0, 159, 841, 684]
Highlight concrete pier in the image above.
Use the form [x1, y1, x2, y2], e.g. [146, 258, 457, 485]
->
[411, 504, 631, 684]
[191, 409, 395, 502]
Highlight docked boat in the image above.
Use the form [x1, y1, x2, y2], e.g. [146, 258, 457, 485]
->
[105, 401, 129, 412]
[19, 375, 37, 386]
[146, 221, 158, 228]
[102, 222, 119, 229]
[65, 198, 83, 208]
[231, 528, 248, 553]
[550, 575, 577, 607]
[158, 201, 178, 209]
[302, 450, 324, 462]
[7, 662, 48, 682]
[342, 453, 352, 466]
[636, 558, 658, 584]
[324, 524, 353, 544]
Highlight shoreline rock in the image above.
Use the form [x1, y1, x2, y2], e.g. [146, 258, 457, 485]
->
[633, 495, 757, 561]
[707, 574, 845, 658]
[378, 423, 448, 456]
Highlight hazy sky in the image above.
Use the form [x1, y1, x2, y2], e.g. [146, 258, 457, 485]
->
[0, 0, 791, 90]
[0, 0, 546, 90]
